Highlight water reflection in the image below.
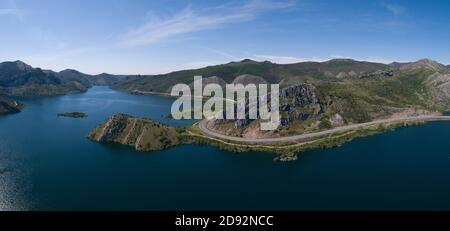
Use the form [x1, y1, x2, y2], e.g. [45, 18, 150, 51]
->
[0, 142, 29, 210]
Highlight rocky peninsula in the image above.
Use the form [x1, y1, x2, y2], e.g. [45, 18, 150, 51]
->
[87, 114, 184, 151]
[0, 98, 24, 114]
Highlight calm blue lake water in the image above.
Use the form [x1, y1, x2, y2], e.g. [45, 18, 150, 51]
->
[1, 86, 450, 210]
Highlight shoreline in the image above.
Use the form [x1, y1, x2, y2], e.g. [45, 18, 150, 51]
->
[179, 117, 448, 161]
[198, 115, 450, 144]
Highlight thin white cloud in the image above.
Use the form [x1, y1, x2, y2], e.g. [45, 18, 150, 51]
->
[0, 8, 24, 20]
[121, 0, 294, 47]
[253, 54, 403, 64]
[253, 54, 327, 64]
[330, 54, 353, 59]
[205, 47, 236, 59]
[16, 47, 104, 73]
[381, 2, 405, 16]
[330, 54, 404, 64]
[22, 47, 94, 63]
[55, 42, 68, 50]
[361, 56, 400, 64]
[180, 61, 221, 70]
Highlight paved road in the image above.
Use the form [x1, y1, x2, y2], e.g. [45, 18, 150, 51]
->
[199, 115, 450, 144]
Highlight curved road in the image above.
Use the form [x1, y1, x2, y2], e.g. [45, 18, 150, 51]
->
[199, 115, 450, 144]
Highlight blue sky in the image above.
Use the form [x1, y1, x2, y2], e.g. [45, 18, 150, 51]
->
[1, 0, 450, 74]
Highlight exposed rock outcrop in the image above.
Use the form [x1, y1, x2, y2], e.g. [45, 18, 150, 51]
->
[359, 69, 394, 79]
[297, 112, 309, 121]
[280, 104, 291, 112]
[280, 83, 319, 106]
[425, 72, 450, 106]
[235, 118, 251, 129]
[274, 154, 298, 162]
[212, 83, 324, 130]
[329, 113, 344, 126]
[0, 98, 23, 114]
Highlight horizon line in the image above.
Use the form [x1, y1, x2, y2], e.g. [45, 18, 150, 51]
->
[4, 57, 447, 76]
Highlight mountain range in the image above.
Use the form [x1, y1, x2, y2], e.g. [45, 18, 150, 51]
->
[2, 58, 450, 139]
[0, 60, 125, 97]
[111, 58, 450, 137]
[113, 58, 450, 91]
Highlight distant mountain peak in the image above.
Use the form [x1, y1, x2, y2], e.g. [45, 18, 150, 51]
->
[97, 73, 110, 76]
[10, 60, 33, 71]
[227, 59, 259, 65]
[400, 58, 446, 72]
[417, 58, 437, 62]
[240, 59, 257, 63]
[327, 58, 356, 62]
[60, 69, 82, 74]
[389, 61, 403, 67]
[416, 58, 443, 66]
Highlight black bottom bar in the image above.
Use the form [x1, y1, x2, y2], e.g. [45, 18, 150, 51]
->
[1, 212, 450, 230]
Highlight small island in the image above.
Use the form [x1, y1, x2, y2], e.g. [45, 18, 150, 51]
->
[57, 112, 88, 118]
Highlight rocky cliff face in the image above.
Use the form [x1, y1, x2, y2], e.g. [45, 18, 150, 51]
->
[359, 69, 394, 79]
[280, 83, 319, 106]
[87, 114, 180, 151]
[425, 72, 450, 108]
[209, 82, 328, 137]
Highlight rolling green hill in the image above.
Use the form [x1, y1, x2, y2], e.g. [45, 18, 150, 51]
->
[112, 58, 393, 93]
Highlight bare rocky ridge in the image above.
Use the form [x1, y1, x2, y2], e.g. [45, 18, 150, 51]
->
[399, 59, 448, 72]
[425, 72, 450, 106]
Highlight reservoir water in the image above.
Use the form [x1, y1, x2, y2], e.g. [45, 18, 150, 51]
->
[1, 86, 450, 210]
